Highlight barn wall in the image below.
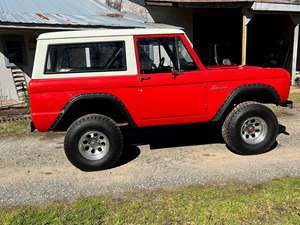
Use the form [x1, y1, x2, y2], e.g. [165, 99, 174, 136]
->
[147, 6, 194, 42]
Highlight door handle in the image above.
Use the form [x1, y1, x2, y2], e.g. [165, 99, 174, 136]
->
[140, 75, 151, 81]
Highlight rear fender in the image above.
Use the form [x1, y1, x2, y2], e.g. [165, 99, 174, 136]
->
[50, 93, 136, 130]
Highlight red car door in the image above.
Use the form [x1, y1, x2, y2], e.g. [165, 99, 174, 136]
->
[135, 34, 208, 125]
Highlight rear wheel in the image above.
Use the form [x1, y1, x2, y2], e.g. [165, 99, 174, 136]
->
[222, 101, 278, 155]
[64, 114, 124, 171]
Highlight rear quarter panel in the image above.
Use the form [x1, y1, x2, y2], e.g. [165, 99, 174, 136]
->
[29, 76, 141, 131]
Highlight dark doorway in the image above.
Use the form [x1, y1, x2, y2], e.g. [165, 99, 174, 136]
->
[193, 9, 242, 66]
[247, 14, 294, 70]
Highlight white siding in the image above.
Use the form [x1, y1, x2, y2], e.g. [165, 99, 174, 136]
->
[0, 41, 18, 102]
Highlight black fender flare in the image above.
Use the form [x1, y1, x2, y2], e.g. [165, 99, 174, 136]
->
[211, 84, 281, 122]
[50, 93, 136, 130]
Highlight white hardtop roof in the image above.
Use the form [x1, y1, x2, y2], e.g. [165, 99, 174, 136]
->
[38, 28, 185, 40]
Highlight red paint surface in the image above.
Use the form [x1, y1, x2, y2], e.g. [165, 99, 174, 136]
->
[29, 34, 291, 131]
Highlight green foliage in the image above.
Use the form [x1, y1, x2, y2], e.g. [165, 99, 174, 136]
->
[0, 120, 30, 137]
[21, 89, 30, 111]
[0, 178, 299, 225]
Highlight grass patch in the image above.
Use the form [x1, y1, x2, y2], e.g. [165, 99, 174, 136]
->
[290, 90, 300, 104]
[0, 178, 299, 225]
[0, 120, 30, 137]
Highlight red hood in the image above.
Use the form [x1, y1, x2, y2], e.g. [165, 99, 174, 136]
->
[206, 64, 290, 85]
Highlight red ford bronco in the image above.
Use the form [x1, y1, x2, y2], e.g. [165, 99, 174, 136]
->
[29, 28, 292, 171]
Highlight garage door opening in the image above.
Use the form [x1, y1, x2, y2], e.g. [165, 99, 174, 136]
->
[247, 14, 294, 70]
[193, 9, 242, 66]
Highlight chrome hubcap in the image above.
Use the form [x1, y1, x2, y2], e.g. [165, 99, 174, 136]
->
[78, 131, 110, 160]
[241, 117, 268, 145]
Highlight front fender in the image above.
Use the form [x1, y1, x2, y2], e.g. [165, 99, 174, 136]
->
[211, 84, 281, 122]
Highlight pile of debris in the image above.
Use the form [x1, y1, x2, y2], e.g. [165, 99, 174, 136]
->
[0, 107, 30, 123]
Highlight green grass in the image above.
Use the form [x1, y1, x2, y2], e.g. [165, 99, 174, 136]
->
[0, 178, 300, 225]
[0, 120, 30, 137]
[290, 91, 300, 104]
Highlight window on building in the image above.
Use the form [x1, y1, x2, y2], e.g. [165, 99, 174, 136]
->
[137, 37, 198, 74]
[2, 36, 26, 67]
[45, 41, 126, 74]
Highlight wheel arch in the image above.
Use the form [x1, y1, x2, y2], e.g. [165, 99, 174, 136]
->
[212, 84, 281, 122]
[50, 93, 136, 131]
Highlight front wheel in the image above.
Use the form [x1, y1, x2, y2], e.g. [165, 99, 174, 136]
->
[64, 114, 124, 171]
[222, 101, 278, 155]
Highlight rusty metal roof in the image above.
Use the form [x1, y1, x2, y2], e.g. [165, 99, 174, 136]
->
[0, 0, 151, 28]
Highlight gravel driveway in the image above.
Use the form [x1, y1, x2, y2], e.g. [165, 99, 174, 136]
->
[0, 105, 300, 207]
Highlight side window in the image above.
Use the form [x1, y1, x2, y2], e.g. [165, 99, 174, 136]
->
[137, 37, 198, 74]
[177, 39, 198, 72]
[137, 37, 178, 74]
[45, 41, 126, 74]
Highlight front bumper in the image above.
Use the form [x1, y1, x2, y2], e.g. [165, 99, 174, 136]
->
[280, 100, 293, 109]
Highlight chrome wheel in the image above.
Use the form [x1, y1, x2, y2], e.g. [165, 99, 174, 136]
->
[241, 117, 268, 145]
[78, 131, 110, 160]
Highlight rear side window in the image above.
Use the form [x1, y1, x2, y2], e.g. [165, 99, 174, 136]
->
[45, 41, 126, 74]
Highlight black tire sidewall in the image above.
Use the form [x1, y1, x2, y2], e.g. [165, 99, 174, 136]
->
[229, 104, 278, 154]
[64, 115, 123, 171]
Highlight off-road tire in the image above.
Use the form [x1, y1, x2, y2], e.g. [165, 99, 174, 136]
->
[222, 101, 278, 155]
[64, 114, 124, 171]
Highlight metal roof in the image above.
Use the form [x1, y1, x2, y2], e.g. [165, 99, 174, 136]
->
[146, 0, 300, 5]
[0, 0, 151, 28]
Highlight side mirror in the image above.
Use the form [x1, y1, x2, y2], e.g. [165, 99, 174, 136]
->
[172, 68, 182, 79]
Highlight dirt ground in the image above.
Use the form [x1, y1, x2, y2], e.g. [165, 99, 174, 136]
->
[0, 103, 300, 207]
